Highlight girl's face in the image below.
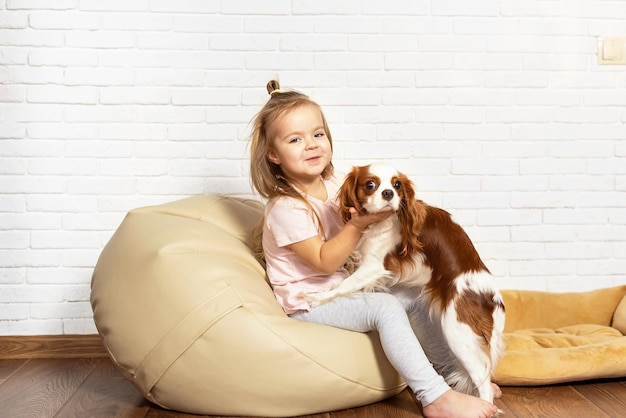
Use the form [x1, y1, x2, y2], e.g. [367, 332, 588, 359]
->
[268, 104, 332, 189]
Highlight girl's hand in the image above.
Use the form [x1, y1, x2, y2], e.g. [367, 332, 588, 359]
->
[289, 207, 392, 275]
[347, 207, 393, 231]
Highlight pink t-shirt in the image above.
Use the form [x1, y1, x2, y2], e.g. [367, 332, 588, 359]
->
[263, 174, 348, 314]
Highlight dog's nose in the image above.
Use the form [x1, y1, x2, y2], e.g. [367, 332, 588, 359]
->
[382, 189, 394, 201]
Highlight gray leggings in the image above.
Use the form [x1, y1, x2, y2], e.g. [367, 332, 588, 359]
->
[290, 290, 451, 406]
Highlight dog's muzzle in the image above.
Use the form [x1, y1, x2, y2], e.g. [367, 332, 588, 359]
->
[382, 189, 394, 201]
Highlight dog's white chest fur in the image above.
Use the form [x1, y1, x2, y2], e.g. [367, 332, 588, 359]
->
[349, 215, 402, 290]
[357, 215, 401, 263]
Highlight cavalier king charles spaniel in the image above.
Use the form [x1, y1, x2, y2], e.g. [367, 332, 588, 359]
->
[306, 163, 505, 404]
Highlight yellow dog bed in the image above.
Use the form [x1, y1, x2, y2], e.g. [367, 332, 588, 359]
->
[495, 285, 626, 386]
[91, 195, 626, 415]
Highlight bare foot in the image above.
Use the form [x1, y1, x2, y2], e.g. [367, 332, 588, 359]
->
[423, 389, 498, 418]
[491, 382, 502, 398]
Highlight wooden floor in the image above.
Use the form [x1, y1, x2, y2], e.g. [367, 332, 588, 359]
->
[1, 336, 626, 418]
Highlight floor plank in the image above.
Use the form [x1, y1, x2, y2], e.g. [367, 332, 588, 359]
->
[0, 358, 100, 417]
[572, 379, 626, 418]
[55, 358, 151, 418]
[0, 358, 26, 384]
[498, 384, 609, 418]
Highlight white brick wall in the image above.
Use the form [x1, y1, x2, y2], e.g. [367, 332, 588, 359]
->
[1, 0, 625, 335]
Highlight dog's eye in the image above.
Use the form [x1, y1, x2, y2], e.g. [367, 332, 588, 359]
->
[365, 180, 377, 191]
[393, 181, 401, 190]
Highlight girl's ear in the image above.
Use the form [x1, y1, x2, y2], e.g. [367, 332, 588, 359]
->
[267, 149, 280, 165]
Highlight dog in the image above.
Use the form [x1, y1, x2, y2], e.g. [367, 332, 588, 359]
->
[305, 163, 505, 405]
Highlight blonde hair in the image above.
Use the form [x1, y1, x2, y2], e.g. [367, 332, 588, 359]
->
[248, 80, 335, 263]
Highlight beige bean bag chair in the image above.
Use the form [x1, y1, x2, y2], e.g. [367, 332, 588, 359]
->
[92, 195, 626, 415]
[90, 196, 406, 417]
[494, 285, 626, 386]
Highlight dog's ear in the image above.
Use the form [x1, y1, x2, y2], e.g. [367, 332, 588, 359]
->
[338, 166, 363, 224]
[397, 173, 426, 253]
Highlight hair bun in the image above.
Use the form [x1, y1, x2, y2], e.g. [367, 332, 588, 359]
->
[266, 80, 281, 96]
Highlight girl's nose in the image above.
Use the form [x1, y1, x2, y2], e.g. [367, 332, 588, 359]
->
[305, 136, 318, 149]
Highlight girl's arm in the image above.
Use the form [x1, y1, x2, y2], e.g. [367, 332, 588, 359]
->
[289, 209, 391, 275]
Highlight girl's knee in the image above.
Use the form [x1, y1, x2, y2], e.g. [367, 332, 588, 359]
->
[363, 292, 407, 319]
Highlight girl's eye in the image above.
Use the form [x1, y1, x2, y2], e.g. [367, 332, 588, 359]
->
[365, 180, 377, 191]
[289, 137, 301, 144]
[314, 132, 325, 138]
[393, 181, 401, 190]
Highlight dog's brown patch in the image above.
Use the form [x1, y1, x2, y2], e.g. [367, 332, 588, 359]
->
[455, 290, 503, 348]
[416, 205, 490, 313]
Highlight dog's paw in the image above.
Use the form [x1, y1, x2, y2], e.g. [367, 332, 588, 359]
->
[343, 251, 362, 275]
[303, 291, 336, 308]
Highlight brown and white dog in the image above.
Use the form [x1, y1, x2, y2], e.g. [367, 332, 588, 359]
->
[306, 163, 505, 404]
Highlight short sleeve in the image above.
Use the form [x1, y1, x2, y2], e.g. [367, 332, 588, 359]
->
[266, 198, 319, 248]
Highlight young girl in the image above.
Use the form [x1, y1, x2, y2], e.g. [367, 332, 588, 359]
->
[249, 80, 499, 418]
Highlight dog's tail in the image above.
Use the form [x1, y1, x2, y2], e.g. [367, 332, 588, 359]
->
[490, 295, 507, 373]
